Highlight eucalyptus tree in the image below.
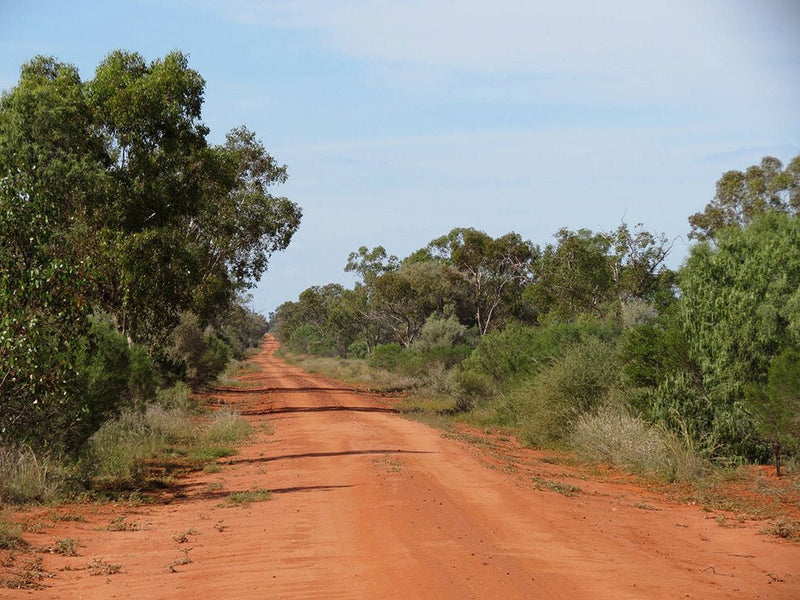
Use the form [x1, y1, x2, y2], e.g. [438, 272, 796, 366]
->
[0, 50, 300, 346]
[0, 50, 301, 448]
[427, 228, 536, 336]
[531, 228, 614, 321]
[688, 154, 800, 241]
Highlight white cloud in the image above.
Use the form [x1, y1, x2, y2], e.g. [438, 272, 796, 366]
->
[198, 0, 798, 123]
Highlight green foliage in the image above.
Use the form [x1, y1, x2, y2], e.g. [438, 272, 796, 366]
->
[1, 50, 298, 451]
[747, 347, 800, 474]
[154, 381, 192, 411]
[412, 314, 469, 351]
[764, 348, 800, 449]
[370, 261, 455, 347]
[0, 519, 23, 549]
[531, 228, 613, 321]
[513, 337, 620, 447]
[86, 402, 247, 493]
[166, 313, 232, 387]
[344, 245, 399, 284]
[273, 284, 354, 356]
[688, 154, 800, 241]
[530, 225, 672, 324]
[457, 319, 616, 388]
[452, 370, 495, 411]
[617, 313, 693, 390]
[643, 372, 764, 460]
[286, 323, 337, 356]
[203, 408, 251, 445]
[214, 301, 269, 358]
[427, 228, 536, 335]
[0, 446, 66, 503]
[678, 211, 800, 459]
[74, 314, 158, 441]
[347, 341, 369, 359]
[0, 175, 91, 451]
[367, 343, 405, 371]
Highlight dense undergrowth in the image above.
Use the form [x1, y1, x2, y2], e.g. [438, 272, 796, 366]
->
[0, 319, 260, 506]
[278, 308, 799, 487]
[0, 381, 251, 505]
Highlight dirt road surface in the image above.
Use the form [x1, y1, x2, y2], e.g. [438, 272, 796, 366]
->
[5, 336, 800, 599]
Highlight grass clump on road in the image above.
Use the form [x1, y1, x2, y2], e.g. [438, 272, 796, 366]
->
[224, 488, 272, 506]
[0, 518, 23, 550]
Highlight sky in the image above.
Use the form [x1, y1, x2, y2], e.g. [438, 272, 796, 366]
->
[1, 0, 799, 315]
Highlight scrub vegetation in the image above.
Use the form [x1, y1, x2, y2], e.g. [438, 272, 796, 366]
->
[274, 154, 800, 483]
[0, 51, 299, 503]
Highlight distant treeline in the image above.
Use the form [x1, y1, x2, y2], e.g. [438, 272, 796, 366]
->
[272, 154, 800, 473]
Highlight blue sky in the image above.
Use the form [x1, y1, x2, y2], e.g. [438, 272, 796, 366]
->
[2, 0, 799, 314]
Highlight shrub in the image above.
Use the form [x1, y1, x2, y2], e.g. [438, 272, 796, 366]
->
[347, 341, 369, 359]
[87, 405, 196, 490]
[167, 313, 232, 386]
[155, 382, 192, 411]
[286, 323, 336, 356]
[203, 408, 250, 445]
[74, 314, 158, 442]
[571, 404, 706, 481]
[459, 319, 617, 387]
[127, 344, 157, 405]
[412, 314, 468, 351]
[515, 337, 619, 447]
[452, 369, 496, 411]
[620, 299, 658, 329]
[367, 343, 405, 371]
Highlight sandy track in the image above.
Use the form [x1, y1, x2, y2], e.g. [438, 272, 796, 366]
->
[4, 336, 800, 599]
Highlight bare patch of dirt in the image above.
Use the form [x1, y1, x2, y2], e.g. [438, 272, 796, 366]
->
[2, 336, 799, 598]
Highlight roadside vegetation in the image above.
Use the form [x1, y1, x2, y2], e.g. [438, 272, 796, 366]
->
[0, 51, 299, 504]
[1, 46, 798, 536]
[274, 154, 800, 502]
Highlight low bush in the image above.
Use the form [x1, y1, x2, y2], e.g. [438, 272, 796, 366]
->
[167, 313, 233, 387]
[367, 343, 405, 371]
[155, 382, 192, 411]
[514, 336, 619, 447]
[571, 405, 706, 481]
[0, 446, 65, 503]
[286, 323, 337, 356]
[412, 314, 469, 351]
[456, 318, 617, 394]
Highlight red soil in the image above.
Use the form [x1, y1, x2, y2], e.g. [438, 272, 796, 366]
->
[3, 336, 799, 598]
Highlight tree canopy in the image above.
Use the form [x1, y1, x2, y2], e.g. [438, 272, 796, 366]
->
[688, 154, 800, 241]
[0, 50, 300, 449]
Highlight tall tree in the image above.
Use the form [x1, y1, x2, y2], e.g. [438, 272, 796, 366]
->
[688, 154, 800, 241]
[0, 51, 301, 346]
[679, 211, 800, 458]
[0, 51, 301, 448]
[427, 228, 536, 336]
[532, 228, 613, 321]
[370, 261, 451, 347]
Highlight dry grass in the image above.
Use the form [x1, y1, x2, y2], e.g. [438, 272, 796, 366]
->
[281, 353, 418, 392]
[571, 405, 707, 482]
[0, 446, 65, 503]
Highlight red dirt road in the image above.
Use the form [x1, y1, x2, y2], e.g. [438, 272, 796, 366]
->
[4, 336, 800, 598]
